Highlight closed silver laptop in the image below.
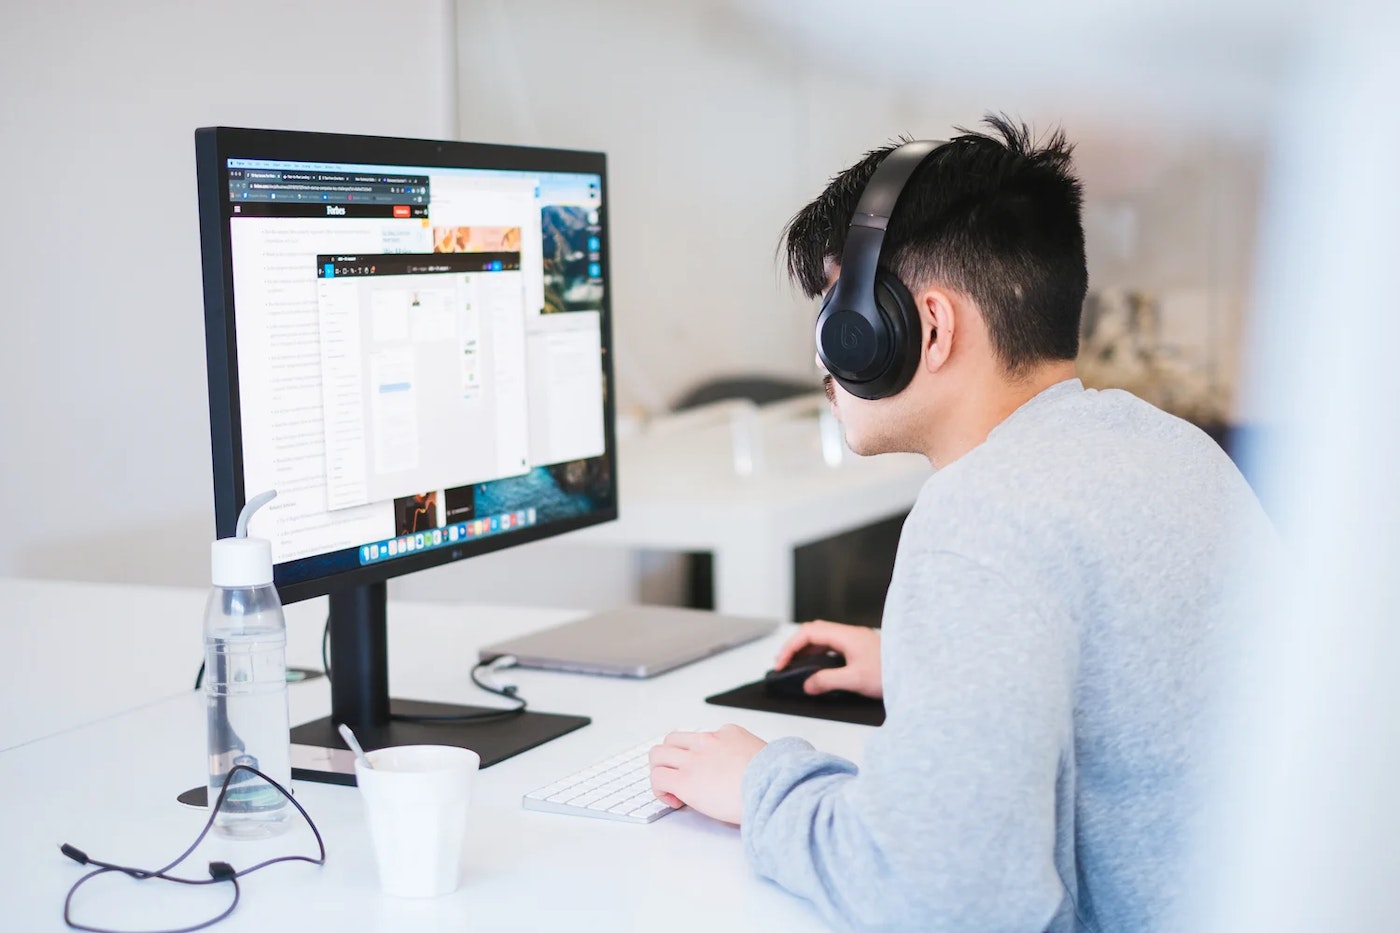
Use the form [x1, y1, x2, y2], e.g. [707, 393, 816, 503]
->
[479, 605, 778, 678]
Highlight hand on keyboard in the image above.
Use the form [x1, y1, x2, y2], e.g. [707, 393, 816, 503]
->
[647, 725, 766, 826]
[522, 732, 693, 824]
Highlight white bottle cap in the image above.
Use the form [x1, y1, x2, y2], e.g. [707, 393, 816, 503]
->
[211, 489, 277, 588]
[211, 537, 274, 587]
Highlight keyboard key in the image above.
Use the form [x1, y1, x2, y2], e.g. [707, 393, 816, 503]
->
[629, 799, 673, 820]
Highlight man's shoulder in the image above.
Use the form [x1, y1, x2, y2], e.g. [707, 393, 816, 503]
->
[900, 385, 1258, 593]
[978, 385, 1236, 484]
[1029, 384, 1216, 444]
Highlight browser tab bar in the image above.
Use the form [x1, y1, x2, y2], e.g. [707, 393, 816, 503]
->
[226, 167, 430, 207]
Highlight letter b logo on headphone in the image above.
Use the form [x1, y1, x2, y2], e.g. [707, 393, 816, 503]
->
[839, 321, 860, 351]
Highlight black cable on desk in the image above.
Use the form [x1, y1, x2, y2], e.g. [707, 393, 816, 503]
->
[60, 765, 325, 933]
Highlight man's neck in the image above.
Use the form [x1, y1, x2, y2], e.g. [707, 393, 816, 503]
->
[922, 361, 1078, 468]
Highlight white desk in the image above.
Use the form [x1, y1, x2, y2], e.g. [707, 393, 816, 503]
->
[582, 412, 930, 621]
[2, 589, 870, 932]
[0, 578, 338, 752]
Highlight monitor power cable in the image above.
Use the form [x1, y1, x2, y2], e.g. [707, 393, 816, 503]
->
[319, 615, 528, 723]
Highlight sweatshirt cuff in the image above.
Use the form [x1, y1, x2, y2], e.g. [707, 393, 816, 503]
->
[742, 737, 816, 848]
[741, 736, 864, 874]
[742, 737, 817, 814]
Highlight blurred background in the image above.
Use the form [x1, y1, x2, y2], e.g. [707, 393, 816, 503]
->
[2, 3, 1397, 924]
[0, 0, 1280, 602]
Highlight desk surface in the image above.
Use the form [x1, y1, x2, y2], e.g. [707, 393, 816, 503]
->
[2, 588, 869, 932]
[0, 578, 338, 752]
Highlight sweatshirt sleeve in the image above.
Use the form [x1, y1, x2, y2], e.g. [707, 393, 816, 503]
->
[740, 551, 1076, 932]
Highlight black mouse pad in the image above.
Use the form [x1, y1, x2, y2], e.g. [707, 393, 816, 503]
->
[705, 680, 885, 726]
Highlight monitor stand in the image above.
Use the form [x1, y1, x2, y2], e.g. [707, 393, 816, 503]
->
[288, 581, 589, 786]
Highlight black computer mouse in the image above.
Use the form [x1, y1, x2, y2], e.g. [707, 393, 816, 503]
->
[763, 646, 846, 698]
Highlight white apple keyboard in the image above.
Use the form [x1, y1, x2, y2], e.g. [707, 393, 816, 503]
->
[522, 731, 691, 824]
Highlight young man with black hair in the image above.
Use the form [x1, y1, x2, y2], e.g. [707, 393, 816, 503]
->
[648, 116, 1274, 931]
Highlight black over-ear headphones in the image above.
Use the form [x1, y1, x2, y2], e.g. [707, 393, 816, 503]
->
[815, 139, 949, 400]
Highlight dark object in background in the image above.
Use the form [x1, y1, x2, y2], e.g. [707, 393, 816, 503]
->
[671, 375, 817, 410]
[685, 514, 903, 627]
[793, 515, 902, 627]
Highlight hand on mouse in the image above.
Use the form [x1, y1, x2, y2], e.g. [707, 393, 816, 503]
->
[773, 620, 883, 699]
[649, 725, 766, 825]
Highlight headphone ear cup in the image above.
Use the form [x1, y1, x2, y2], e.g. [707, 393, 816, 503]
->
[862, 269, 922, 399]
[815, 285, 881, 386]
[816, 269, 919, 400]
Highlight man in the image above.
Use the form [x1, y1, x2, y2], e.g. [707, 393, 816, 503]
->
[648, 116, 1274, 931]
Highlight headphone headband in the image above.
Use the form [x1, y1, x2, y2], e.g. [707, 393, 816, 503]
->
[848, 139, 947, 232]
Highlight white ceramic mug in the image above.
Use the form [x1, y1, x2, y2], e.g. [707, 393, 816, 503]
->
[355, 744, 481, 898]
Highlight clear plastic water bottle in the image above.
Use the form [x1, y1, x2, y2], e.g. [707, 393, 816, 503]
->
[205, 490, 291, 839]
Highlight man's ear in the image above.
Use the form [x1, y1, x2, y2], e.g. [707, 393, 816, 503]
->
[919, 288, 955, 373]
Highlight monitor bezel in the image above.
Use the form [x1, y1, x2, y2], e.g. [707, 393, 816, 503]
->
[195, 126, 619, 605]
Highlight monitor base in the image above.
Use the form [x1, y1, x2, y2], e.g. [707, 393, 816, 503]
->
[289, 699, 590, 786]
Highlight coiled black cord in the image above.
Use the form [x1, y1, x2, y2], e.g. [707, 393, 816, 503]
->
[61, 765, 325, 933]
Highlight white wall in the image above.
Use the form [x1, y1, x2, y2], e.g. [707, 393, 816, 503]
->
[453, 0, 981, 414]
[0, 0, 453, 585]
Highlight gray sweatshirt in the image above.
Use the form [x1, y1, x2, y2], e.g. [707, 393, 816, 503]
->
[741, 379, 1274, 932]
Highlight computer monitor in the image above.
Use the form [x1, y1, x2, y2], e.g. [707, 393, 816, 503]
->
[194, 126, 617, 783]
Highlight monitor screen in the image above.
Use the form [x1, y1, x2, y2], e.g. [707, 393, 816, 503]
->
[197, 128, 617, 604]
[195, 127, 613, 776]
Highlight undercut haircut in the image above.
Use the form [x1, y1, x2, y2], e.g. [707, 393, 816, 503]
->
[782, 114, 1088, 374]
